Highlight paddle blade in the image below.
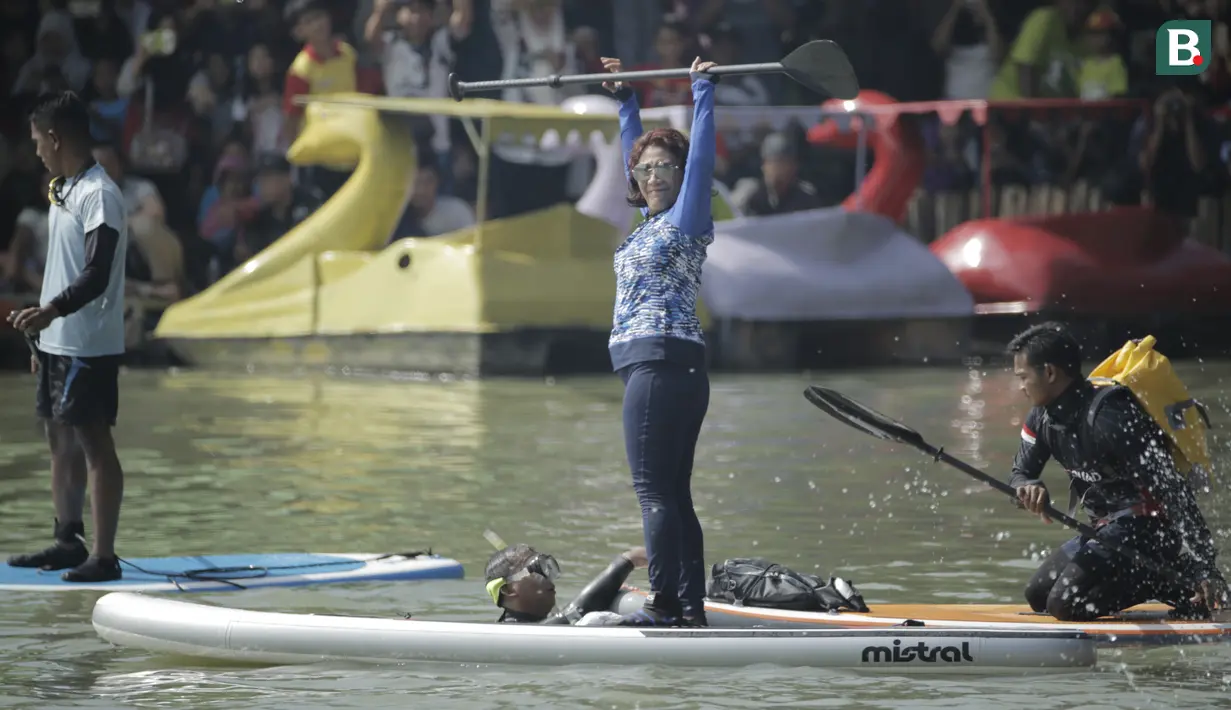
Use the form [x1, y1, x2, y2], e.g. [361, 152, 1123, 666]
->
[803, 386, 926, 448]
[781, 40, 860, 100]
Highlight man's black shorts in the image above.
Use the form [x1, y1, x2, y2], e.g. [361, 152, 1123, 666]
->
[35, 350, 121, 426]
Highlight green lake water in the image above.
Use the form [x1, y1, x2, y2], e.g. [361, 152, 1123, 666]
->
[0, 363, 1228, 709]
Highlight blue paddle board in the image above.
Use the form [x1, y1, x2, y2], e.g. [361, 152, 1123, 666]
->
[0, 552, 463, 592]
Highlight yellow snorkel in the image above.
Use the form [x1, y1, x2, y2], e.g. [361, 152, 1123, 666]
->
[486, 577, 507, 605]
[484, 530, 509, 606]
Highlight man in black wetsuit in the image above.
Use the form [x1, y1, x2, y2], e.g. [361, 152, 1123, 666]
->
[485, 544, 649, 624]
[1007, 323, 1227, 621]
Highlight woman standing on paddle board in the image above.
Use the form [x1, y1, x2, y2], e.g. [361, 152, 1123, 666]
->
[600, 54, 717, 627]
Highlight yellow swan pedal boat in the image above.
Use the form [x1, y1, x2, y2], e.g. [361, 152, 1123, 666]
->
[154, 94, 721, 376]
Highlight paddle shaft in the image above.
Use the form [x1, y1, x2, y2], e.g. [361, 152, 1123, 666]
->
[448, 62, 781, 101]
[802, 386, 1211, 595]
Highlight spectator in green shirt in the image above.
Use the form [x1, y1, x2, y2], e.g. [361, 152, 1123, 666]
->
[1077, 8, 1128, 100]
[989, 0, 1093, 99]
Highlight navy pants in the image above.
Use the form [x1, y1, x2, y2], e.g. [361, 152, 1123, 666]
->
[619, 360, 710, 616]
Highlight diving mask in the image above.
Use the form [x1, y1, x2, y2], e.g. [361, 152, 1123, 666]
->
[485, 553, 561, 605]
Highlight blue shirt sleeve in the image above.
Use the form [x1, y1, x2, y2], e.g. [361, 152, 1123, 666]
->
[668, 76, 716, 237]
[617, 90, 647, 218]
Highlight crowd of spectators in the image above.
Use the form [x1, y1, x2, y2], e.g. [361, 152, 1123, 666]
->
[920, 0, 1231, 226]
[0, 0, 1229, 333]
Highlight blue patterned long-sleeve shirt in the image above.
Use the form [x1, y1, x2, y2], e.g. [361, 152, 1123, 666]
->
[608, 75, 716, 371]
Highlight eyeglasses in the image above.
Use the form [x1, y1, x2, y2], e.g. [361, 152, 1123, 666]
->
[485, 553, 561, 605]
[631, 163, 680, 182]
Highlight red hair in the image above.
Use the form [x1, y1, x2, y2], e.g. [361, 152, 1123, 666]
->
[626, 127, 690, 208]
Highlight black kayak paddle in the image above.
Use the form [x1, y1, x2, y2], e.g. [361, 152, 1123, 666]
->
[803, 385, 1217, 602]
[449, 39, 859, 102]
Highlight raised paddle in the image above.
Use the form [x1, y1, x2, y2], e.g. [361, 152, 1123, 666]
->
[802, 385, 1225, 608]
[447, 39, 860, 102]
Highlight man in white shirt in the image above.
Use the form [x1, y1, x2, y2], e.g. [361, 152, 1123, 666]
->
[364, 0, 453, 156]
[708, 23, 770, 107]
[7, 91, 129, 584]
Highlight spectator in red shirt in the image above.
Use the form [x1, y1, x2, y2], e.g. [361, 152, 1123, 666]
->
[631, 20, 695, 107]
[573, 26, 605, 76]
[282, 0, 359, 144]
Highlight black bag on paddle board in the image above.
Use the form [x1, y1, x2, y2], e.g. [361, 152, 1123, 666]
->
[706, 557, 869, 612]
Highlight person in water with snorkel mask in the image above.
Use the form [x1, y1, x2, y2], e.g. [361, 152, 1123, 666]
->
[485, 543, 649, 624]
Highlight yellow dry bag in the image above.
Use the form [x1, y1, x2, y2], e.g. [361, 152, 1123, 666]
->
[1087, 336, 1214, 490]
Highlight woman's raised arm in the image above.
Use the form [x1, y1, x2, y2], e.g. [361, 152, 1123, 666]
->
[669, 57, 717, 237]
[602, 57, 643, 189]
